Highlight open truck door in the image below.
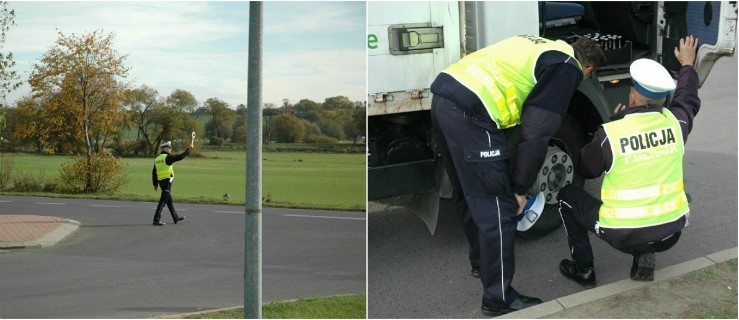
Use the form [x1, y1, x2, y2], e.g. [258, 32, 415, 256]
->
[658, 1, 737, 86]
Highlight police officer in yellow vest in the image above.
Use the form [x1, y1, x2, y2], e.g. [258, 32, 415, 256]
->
[152, 140, 193, 226]
[430, 35, 605, 316]
[557, 36, 699, 288]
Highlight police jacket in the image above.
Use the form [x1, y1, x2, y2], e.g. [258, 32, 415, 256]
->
[151, 148, 191, 185]
[575, 65, 700, 248]
[431, 45, 583, 196]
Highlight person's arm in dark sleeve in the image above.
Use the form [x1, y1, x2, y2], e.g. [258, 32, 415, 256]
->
[574, 127, 611, 179]
[165, 147, 191, 165]
[668, 65, 700, 142]
[510, 63, 582, 195]
[152, 165, 158, 186]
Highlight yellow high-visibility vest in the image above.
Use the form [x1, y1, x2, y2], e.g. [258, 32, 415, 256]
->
[154, 153, 174, 180]
[599, 109, 689, 228]
[443, 35, 581, 129]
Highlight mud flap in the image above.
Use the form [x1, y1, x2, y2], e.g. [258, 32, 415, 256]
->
[409, 160, 449, 235]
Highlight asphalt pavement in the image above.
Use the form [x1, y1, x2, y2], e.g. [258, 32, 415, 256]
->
[368, 56, 738, 318]
[0, 196, 366, 319]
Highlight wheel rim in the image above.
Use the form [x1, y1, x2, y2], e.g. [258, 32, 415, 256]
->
[532, 145, 574, 204]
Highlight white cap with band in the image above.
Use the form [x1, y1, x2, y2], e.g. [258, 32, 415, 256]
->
[630, 58, 676, 99]
[160, 141, 172, 148]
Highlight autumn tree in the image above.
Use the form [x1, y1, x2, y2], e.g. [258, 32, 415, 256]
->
[0, 1, 19, 143]
[166, 89, 198, 113]
[271, 113, 305, 143]
[231, 104, 247, 144]
[0, 2, 20, 104]
[121, 85, 161, 155]
[204, 97, 236, 140]
[147, 104, 203, 154]
[294, 99, 321, 122]
[22, 30, 129, 191]
[349, 104, 366, 144]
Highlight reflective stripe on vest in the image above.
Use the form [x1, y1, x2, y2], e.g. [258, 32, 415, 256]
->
[599, 109, 689, 228]
[443, 35, 580, 129]
[154, 153, 174, 180]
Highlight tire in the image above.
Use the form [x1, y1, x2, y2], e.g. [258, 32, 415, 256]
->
[517, 116, 586, 240]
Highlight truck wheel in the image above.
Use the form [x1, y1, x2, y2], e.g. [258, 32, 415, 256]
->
[517, 116, 586, 240]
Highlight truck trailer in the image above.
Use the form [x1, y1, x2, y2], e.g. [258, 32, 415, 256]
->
[367, 1, 737, 238]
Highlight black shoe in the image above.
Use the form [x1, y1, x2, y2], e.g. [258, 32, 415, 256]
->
[153, 221, 165, 226]
[174, 216, 185, 224]
[481, 295, 543, 317]
[560, 259, 596, 288]
[471, 267, 480, 279]
[630, 253, 655, 281]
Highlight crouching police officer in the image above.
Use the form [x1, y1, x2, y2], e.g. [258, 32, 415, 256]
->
[152, 141, 193, 226]
[557, 35, 700, 287]
[430, 35, 605, 316]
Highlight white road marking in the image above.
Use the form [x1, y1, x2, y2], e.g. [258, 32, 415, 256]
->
[90, 205, 122, 208]
[212, 211, 243, 214]
[281, 214, 365, 221]
[0, 200, 11, 203]
[36, 202, 65, 205]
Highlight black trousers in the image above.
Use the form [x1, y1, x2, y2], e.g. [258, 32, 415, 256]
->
[154, 178, 181, 222]
[431, 95, 519, 309]
[557, 184, 681, 263]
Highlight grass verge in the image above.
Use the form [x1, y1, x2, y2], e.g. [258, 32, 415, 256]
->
[0, 151, 365, 211]
[182, 294, 366, 319]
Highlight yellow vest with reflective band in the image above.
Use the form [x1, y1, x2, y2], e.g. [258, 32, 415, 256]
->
[154, 153, 174, 180]
[443, 35, 581, 129]
[600, 109, 689, 228]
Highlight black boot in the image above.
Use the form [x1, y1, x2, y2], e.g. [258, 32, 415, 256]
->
[560, 259, 596, 288]
[630, 253, 655, 281]
[470, 266, 480, 279]
[174, 216, 185, 224]
[481, 295, 542, 317]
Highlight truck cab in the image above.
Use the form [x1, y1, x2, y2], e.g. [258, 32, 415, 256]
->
[368, 1, 737, 237]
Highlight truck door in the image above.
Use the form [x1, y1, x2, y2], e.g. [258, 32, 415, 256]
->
[658, 1, 737, 86]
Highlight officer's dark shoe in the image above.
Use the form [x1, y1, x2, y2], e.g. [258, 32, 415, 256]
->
[174, 216, 185, 224]
[560, 259, 596, 288]
[153, 221, 165, 226]
[630, 252, 655, 281]
[471, 267, 480, 279]
[480, 295, 543, 317]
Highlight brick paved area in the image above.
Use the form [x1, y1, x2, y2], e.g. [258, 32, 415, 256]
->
[0, 215, 68, 242]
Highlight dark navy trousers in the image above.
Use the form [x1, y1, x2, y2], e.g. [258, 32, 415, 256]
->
[154, 178, 181, 223]
[431, 95, 519, 309]
[557, 184, 681, 263]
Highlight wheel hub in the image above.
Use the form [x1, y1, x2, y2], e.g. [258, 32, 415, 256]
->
[532, 146, 574, 204]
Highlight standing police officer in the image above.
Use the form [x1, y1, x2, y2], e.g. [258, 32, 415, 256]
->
[152, 141, 193, 226]
[557, 36, 699, 287]
[430, 35, 605, 316]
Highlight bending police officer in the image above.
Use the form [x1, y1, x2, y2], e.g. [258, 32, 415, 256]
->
[557, 35, 700, 287]
[430, 35, 605, 316]
[152, 141, 192, 226]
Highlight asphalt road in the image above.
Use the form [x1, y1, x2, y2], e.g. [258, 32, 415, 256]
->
[0, 196, 366, 318]
[368, 56, 738, 319]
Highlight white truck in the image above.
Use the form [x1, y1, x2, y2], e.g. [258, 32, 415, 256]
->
[367, 1, 737, 238]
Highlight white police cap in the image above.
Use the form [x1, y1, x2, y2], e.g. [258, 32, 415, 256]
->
[160, 141, 172, 148]
[630, 58, 675, 99]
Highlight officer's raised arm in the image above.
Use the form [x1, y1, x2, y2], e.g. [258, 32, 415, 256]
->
[669, 35, 701, 142]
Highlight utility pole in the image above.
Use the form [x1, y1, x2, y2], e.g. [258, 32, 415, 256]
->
[245, 1, 262, 319]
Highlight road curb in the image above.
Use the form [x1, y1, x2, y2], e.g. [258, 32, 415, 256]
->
[152, 294, 362, 319]
[154, 306, 244, 319]
[0, 219, 80, 249]
[497, 247, 738, 319]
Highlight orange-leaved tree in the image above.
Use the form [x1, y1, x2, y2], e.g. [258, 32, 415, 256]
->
[22, 29, 130, 191]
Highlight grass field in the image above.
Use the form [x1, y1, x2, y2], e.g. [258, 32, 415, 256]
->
[180, 294, 366, 319]
[0, 150, 365, 211]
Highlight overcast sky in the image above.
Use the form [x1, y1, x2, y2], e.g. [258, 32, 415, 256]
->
[2, 1, 366, 108]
